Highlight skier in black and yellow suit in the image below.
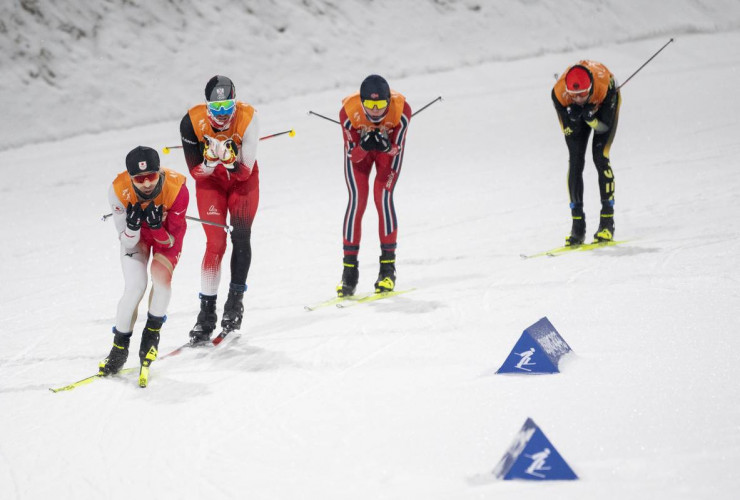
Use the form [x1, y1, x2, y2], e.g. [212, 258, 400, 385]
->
[552, 60, 621, 245]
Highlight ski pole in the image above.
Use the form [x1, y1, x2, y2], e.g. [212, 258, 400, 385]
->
[102, 213, 232, 232]
[411, 96, 442, 117]
[259, 129, 296, 140]
[308, 110, 341, 124]
[618, 38, 674, 90]
[162, 129, 296, 154]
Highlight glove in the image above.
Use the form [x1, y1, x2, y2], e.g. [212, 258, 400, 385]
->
[566, 104, 585, 123]
[221, 139, 239, 169]
[203, 135, 220, 167]
[567, 104, 596, 123]
[359, 129, 375, 151]
[359, 129, 391, 152]
[125, 202, 143, 231]
[583, 104, 598, 122]
[143, 203, 163, 229]
[203, 136, 239, 169]
[375, 130, 391, 153]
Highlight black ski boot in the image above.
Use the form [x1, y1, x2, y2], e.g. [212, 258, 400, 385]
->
[189, 294, 217, 344]
[221, 287, 245, 332]
[594, 214, 615, 242]
[99, 328, 132, 375]
[139, 314, 163, 365]
[336, 255, 359, 297]
[374, 251, 396, 293]
[565, 214, 586, 246]
[138, 314, 163, 388]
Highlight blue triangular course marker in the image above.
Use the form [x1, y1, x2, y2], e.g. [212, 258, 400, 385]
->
[496, 317, 572, 374]
[493, 418, 578, 480]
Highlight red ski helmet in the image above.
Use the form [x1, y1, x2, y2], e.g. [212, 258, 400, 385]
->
[565, 65, 592, 94]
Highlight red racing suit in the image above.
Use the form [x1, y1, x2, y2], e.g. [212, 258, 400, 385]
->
[339, 92, 411, 256]
[180, 103, 260, 295]
[108, 168, 188, 331]
[110, 168, 188, 271]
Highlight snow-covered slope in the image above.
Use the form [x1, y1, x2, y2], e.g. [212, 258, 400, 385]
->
[2, 0, 740, 150]
[1, 1, 740, 499]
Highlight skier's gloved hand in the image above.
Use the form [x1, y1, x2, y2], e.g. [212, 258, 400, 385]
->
[203, 135, 220, 167]
[373, 130, 391, 153]
[144, 203, 163, 229]
[125, 202, 143, 231]
[359, 129, 376, 151]
[583, 104, 597, 121]
[221, 139, 239, 169]
[359, 129, 391, 152]
[566, 104, 585, 123]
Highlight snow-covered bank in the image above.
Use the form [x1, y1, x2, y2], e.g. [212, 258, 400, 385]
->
[2, 0, 740, 150]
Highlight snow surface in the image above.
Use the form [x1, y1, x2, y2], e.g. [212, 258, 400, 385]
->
[1, 1, 740, 499]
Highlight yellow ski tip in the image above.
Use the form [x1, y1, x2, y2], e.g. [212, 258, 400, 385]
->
[138, 365, 150, 388]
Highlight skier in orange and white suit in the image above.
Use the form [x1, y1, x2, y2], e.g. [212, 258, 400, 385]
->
[552, 60, 621, 245]
[100, 146, 188, 382]
[180, 75, 259, 343]
[336, 74, 411, 297]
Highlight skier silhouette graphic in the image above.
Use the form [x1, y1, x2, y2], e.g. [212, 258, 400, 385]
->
[515, 347, 537, 371]
[525, 448, 552, 478]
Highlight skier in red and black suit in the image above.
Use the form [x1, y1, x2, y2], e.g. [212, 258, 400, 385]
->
[336, 74, 412, 297]
[552, 60, 621, 245]
[180, 75, 260, 342]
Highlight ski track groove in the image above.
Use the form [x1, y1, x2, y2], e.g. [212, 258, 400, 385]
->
[207, 328, 412, 451]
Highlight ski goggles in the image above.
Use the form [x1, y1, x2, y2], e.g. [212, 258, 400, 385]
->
[363, 99, 389, 110]
[207, 99, 236, 116]
[565, 86, 592, 96]
[131, 172, 159, 184]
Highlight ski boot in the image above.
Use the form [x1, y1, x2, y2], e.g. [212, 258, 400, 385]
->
[189, 294, 217, 344]
[221, 285, 245, 332]
[593, 214, 615, 243]
[99, 328, 132, 375]
[565, 214, 586, 246]
[138, 314, 163, 388]
[336, 255, 359, 297]
[374, 251, 396, 293]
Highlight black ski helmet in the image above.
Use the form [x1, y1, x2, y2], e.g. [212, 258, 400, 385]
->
[360, 74, 390, 101]
[205, 75, 236, 101]
[125, 146, 160, 176]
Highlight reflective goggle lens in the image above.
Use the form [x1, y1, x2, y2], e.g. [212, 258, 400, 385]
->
[363, 99, 389, 110]
[208, 99, 236, 116]
[132, 172, 159, 184]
